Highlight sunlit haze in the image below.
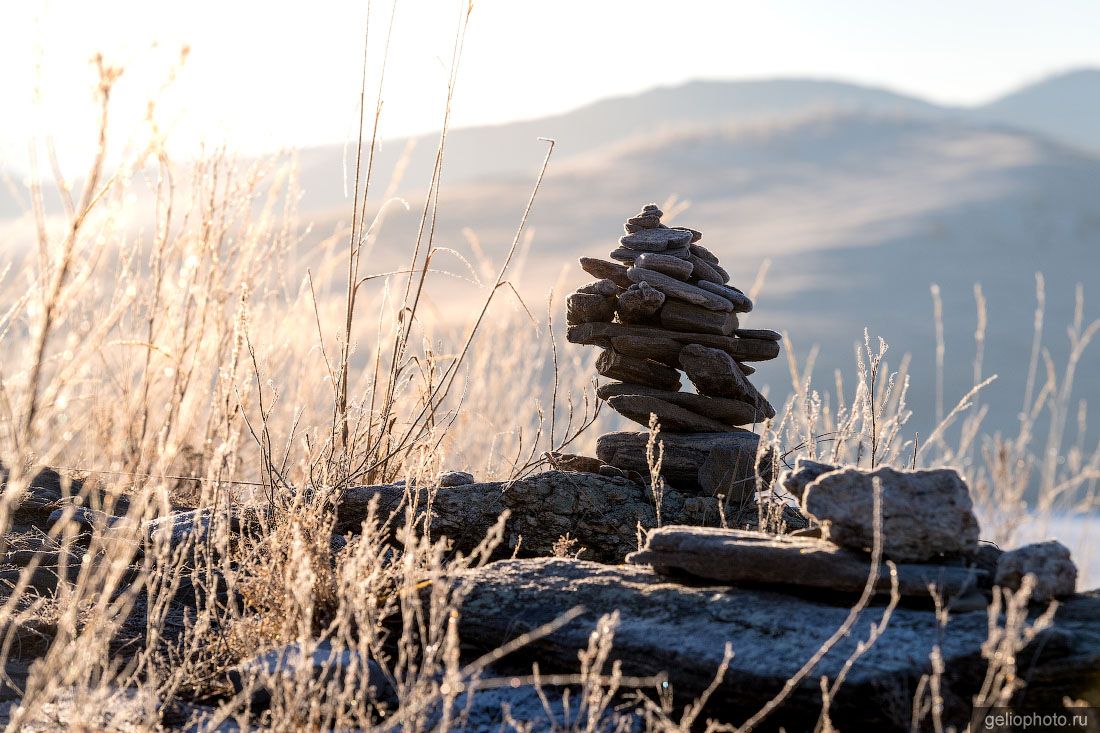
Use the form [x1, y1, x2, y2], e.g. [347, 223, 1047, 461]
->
[4, 0, 1100, 169]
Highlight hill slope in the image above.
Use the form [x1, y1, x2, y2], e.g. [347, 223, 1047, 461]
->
[329, 113, 1100, 444]
[294, 78, 942, 209]
[977, 69, 1100, 154]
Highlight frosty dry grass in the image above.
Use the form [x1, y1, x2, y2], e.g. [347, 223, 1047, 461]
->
[0, 25, 1096, 733]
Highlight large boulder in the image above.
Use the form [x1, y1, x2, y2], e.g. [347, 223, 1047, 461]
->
[597, 430, 767, 494]
[335, 481, 504, 546]
[995, 541, 1078, 601]
[802, 466, 980, 562]
[500, 471, 721, 562]
[450, 558, 1100, 731]
[338, 472, 728, 563]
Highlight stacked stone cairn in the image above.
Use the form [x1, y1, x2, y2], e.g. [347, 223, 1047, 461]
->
[566, 204, 781, 500]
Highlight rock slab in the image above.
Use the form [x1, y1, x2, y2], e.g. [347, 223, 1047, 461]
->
[596, 349, 681, 391]
[627, 267, 734, 312]
[606, 394, 732, 433]
[628, 526, 986, 597]
[567, 322, 780, 362]
[450, 558, 1100, 731]
[597, 382, 764, 426]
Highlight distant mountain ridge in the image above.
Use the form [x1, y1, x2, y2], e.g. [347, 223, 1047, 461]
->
[974, 68, 1100, 154]
[6, 70, 1100, 220]
[293, 69, 1100, 212]
[295, 77, 944, 208]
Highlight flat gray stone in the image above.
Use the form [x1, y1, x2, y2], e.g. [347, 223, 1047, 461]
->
[626, 206, 663, 229]
[579, 257, 631, 288]
[687, 254, 726, 284]
[597, 382, 765, 426]
[617, 246, 691, 264]
[625, 215, 661, 230]
[629, 526, 988, 597]
[627, 267, 734, 312]
[596, 349, 681, 391]
[577, 279, 622, 297]
[672, 226, 703, 243]
[47, 504, 122, 533]
[735, 328, 781, 341]
[689, 243, 719, 263]
[679, 344, 775, 418]
[566, 292, 616, 325]
[634, 252, 694, 279]
[615, 282, 664, 324]
[620, 228, 693, 251]
[597, 430, 762, 490]
[727, 336, 780, 361]
[339, 471, 720, 563]
[696, 280, 753, 312]
[607, 247, 638, 263]
[336, 482, 505, 544]
[802, 467, 981, 562]
[607, 394, 733, 433]
[567, 322, 780, 361]
[545, 452, 605, 474]
[144, 508, 237, 547]
[609, 334, 683, 367]
[995, 541, 1078, 601]
[659, 299, 738, 335]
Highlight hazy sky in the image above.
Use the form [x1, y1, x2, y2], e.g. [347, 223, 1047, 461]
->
[3, 0, 1100, 169]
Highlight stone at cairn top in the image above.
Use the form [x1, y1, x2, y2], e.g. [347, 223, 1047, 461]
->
[566, 203, 783, 498]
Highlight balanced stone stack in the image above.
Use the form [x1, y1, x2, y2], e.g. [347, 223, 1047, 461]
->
[566, 204, 782, 499]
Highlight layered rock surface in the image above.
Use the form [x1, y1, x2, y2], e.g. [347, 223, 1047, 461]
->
[566, 204, 782, 497]
[450, 558, 1100, 731]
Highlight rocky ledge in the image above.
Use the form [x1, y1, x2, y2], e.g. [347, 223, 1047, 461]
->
[450, 557, 1100, 731]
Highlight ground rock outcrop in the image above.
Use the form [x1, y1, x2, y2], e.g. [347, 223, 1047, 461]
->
[450, 557, 1100, 731]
